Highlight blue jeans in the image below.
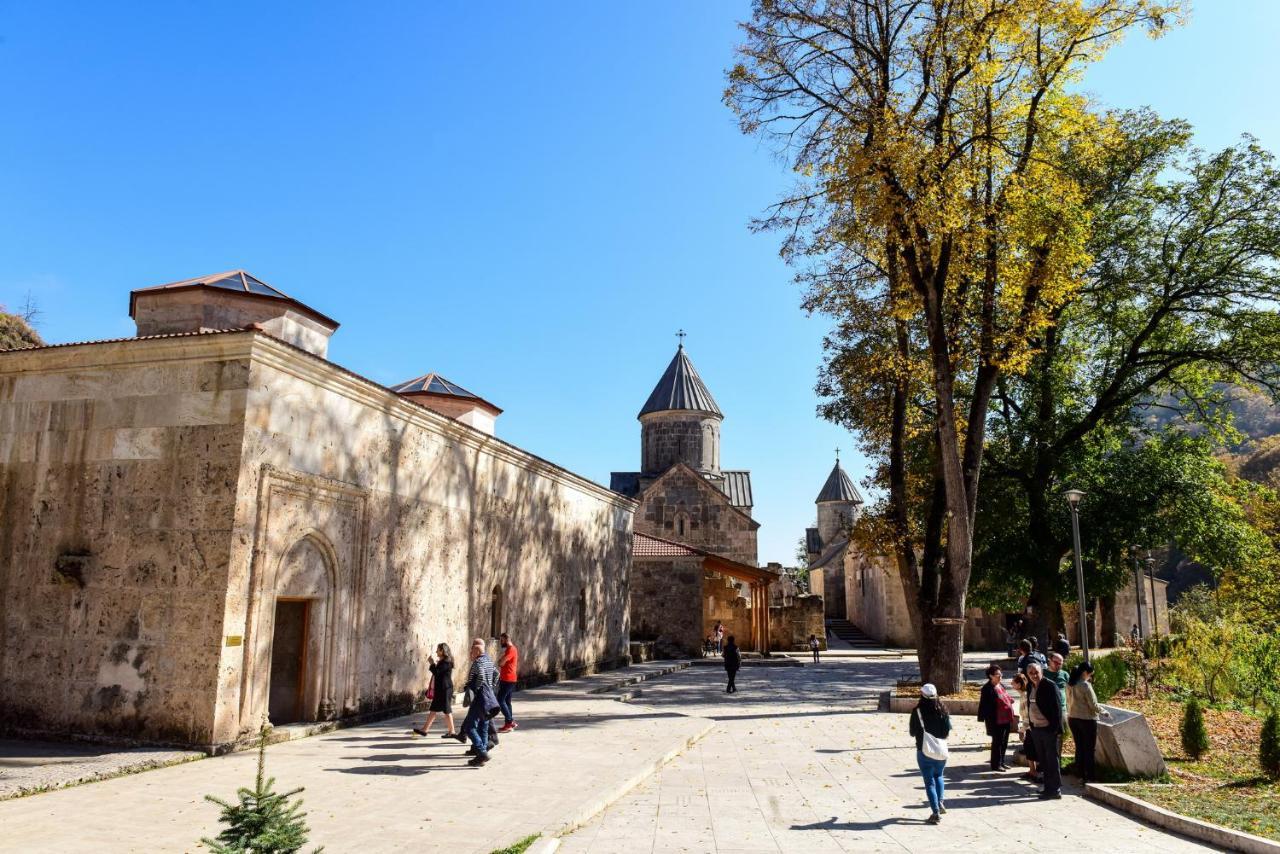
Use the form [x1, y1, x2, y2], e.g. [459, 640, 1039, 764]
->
[462, 705, 488, 755]
[917, 751, 946, 814]
[497, 680, 516, 726]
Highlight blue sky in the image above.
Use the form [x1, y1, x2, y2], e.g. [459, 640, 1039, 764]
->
[2, 2, 1277, 565]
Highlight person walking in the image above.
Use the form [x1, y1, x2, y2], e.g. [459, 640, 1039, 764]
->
[1053, 633, 1071, 659]
[714, 621, 725, 656]
[1067, 662, 1111, 783]
[412, 642, 456, 737]
[456, 639, 500, 766]
[496, 632, 519, 733]
[1012, 672, 1039, 781]
[808, 634, 820, 664]
[723, 635, 741, 693]
[977, 663, 1014, 771]
[909, 684, 951, 825]
[1026, 662, 1063, 799]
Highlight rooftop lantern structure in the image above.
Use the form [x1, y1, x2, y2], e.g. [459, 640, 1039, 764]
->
[129, 270, 340, 358]
[390, 372, 503, 436]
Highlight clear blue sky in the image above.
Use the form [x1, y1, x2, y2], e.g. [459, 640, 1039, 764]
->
[2, 2, 1277, 565]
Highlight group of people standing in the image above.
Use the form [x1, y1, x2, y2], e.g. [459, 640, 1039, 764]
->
[411, 632, 521, 767]
[911, 637, 1111, 823]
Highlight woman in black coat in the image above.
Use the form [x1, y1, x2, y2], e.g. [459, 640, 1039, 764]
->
[412, 642, 456, 737]
[723, 635, 742, 693]
[976, 663, 1015, 771]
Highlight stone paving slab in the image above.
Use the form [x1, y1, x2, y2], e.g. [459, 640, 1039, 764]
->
[0, 739, 203, 800]
[558, 659, 1218, 854]
[0, 666, 713, 854]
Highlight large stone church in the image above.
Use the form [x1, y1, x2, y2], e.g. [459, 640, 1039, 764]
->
[610, 342, 759, 565]
[610, 343, 808, 657]
[0, 271, 634, 751]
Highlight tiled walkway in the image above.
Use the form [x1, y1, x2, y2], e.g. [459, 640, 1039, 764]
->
[559, 655, 1215, 853]
[0, 664, 712, 854]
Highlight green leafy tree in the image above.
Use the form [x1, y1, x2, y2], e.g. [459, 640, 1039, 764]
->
[1260, 710, 1280, 778]
[202, 726, 321, 854]
[728, 0, 1180, 693]
[975, 116, 1280, 635]
[1180, 697, 1210, 759]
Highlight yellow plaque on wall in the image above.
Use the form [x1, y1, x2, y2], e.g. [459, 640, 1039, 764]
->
[225, 635, 243, 647]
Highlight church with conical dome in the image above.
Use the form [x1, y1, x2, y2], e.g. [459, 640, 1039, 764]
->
[611, 342, 760, 566]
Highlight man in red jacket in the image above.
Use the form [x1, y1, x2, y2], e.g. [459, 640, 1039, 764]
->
[496, 632, 519, 733]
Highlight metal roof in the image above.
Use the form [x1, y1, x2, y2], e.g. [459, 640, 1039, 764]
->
[817, 459, 863, 504]
[721, 470, 753, 508]
[128, 270, 340, 328]
[638, 345, 723, 418]
[390, 372, 502, 415]
[805, 527, 823, 555]
[808, 537, 849, 570]
[610, 472, 642, 498]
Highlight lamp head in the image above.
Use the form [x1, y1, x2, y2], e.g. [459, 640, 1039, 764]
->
[1064, 488, 1085, 509]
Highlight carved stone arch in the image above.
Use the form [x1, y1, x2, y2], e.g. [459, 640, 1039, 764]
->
[237, 465, 369, 735]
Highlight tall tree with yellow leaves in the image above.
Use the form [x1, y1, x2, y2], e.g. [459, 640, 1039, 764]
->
[727, 0, 1179, 690]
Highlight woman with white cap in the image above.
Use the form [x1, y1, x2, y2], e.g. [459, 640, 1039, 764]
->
[908, 683, 952, 824]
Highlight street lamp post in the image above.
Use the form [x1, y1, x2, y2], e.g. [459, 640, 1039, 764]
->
[1132, 547, 1146, 639]
[1146, 552, 1159, 650]
[1065, 489, 1090, 664]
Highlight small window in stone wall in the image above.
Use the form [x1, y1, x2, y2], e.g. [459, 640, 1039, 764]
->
[491, 585, 504, 638]
[578, 588, 587, 633]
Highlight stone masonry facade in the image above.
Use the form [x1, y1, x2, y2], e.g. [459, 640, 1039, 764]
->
[0, 330, 634, 750]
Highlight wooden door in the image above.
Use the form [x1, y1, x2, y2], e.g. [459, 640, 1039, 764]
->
[268, 600, 309, 724]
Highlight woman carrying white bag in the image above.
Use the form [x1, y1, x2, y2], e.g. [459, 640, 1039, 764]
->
[908, 683, 953, 825]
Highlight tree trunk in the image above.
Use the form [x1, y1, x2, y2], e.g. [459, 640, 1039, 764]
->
[1028, 572, 1065, 643]
[918, 619, 964, 694]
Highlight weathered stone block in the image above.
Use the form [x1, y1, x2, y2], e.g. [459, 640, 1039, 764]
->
[1096, 704, 1167, 777]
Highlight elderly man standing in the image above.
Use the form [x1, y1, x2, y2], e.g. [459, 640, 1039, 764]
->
[1026, 662, 1063, 800]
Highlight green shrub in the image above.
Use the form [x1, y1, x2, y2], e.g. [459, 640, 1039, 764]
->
[1180, 697, 1210, 759]
[1091, 653, 1129, 702]
[1261, 710, 1280, 778]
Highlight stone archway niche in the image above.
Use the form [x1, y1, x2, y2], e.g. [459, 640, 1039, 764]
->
[271, 535, 336, 723]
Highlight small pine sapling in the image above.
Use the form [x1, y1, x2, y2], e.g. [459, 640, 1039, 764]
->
[202, 724, 321, 853]
[1261, 709, 1280, 778]
[1180, 697, 1210, 760]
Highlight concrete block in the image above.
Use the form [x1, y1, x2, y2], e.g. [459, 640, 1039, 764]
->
[1096, 704, 1167, 777]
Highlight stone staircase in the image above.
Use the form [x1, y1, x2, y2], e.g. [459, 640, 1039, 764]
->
[826, 618, 881, 649]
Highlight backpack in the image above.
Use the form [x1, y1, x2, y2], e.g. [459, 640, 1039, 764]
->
[916, 708, 949, 761]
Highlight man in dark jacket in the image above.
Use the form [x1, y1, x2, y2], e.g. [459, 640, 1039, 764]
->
[1053, 633, 1071, 658]
[1026, 662, 1063, 799]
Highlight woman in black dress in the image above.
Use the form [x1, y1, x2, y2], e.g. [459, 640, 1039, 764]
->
[412, 642, 456, 737]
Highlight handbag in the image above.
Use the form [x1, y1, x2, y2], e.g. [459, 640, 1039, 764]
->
[916, 708, 949, 761]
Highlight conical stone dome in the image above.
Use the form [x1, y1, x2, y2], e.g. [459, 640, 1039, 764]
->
[638, 344, 723, 419]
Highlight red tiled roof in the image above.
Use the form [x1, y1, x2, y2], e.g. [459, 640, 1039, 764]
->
[633, 531, 702, 558]
[0, 328, 243, 354]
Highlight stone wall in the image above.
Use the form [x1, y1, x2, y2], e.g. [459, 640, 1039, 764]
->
[0, 335, 250, 746]
[844, 549, 915, 648]
[823, 562, 847, 619]
[213, 338, 633, 747]
[705, 571, 752, 649]
[769, 594, 825, 651]
[629, 556, 704, 658]
[636, 465, 757, 566]
[1, 331, 635, 750]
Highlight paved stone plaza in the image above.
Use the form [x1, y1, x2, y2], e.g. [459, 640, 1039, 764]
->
[0, 654, 1210, 853]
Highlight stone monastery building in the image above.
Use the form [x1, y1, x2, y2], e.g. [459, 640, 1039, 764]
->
[0, 271, 634, 751]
